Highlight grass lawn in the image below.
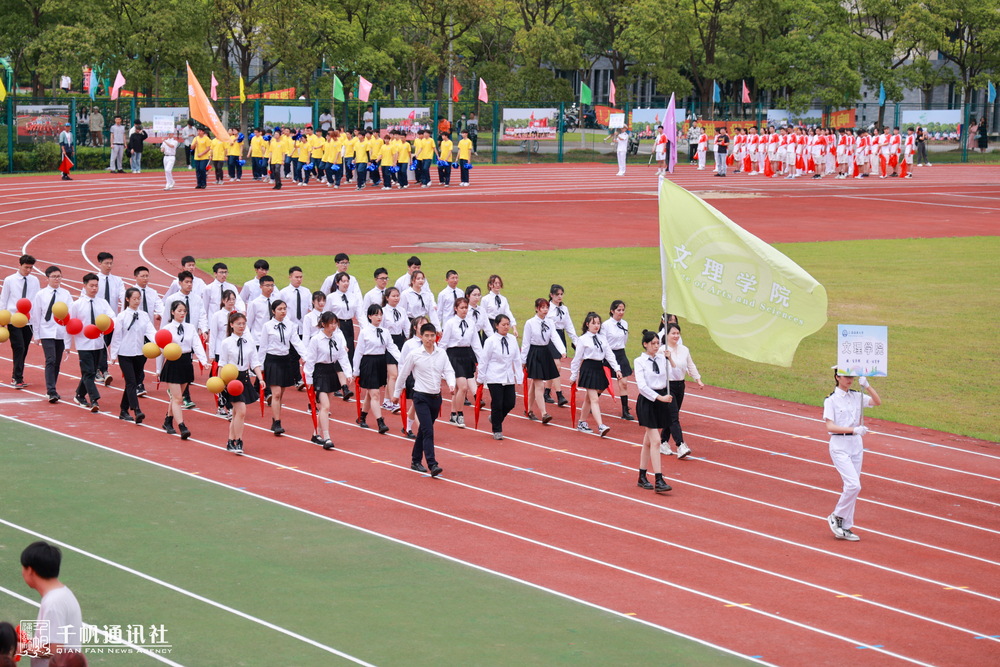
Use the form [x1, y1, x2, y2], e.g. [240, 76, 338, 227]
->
[205, 236, 998, 442]
[0, 419, 756, 667]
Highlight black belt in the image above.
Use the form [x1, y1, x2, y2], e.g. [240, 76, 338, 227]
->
[413, 390, 441, 399]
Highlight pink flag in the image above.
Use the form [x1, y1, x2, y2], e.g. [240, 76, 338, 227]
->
[358, 76, 373, 102]
[110, 70, 126, 100]
[210, 72, 218, 101]
[664, 93, 677, 174]
[478, 78, 489, 103]
[742, 80, 751, 104]
[609, 79, 616, 106]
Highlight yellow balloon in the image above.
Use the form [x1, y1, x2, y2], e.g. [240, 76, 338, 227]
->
[9, 312, 28, 328]
[219, 363, 239, 383]
[206, 377, 226, 394]
[0, 327, 9, 344]
[0, 310, 10, 327]
[52, 301, 69, 320]
[142, 342, 162, 359]
[95, 314, 112, 332]
[163, 342, 183, 361]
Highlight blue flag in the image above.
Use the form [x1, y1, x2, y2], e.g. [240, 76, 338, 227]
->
[989, 81, 996, 104]
[878, 82, 886, 107]
[89, 70, 98, 101]
[713, 81, 721, 104]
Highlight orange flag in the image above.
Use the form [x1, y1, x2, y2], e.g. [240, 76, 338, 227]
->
[186, 63, 230, 143]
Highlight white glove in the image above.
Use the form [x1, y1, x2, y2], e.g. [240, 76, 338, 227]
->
[853, 426, 869, 437]
[858, 376, 870, 389]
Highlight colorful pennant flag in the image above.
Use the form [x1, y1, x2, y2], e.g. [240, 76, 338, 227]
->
[239, 75, 246, 103]
[452, 75, 462, 102]
[741, 80, 751, 104]
[878, 82, 886, 107]
[357, 76, 373, 102]
[580, 82, 592, 105]
[186, 63, 230, 142]
[110, 70, 126, 100]
[478, 78, 489, 103]
[713, 81, 721, 104]
[210, 72, 218, 101]
[989, 81, 996, 104]
[609, 79, 616, 106]
[0, 76, 6, 103]
[665, 93, 677, 174]
[89, 70, 98, 101]
[333, 74, 344, 102]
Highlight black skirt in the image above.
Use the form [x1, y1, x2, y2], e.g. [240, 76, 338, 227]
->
[577, 359, 608, 392]
[264, 352, 298, 388]
[526, 344, 559, 380]
[313, 362, 342, 394]
[446, 346, 476, 378]
[636, 388, 671, 429]
[160, 351, 194, 384]
[230, 370, 259, 404]
[391, 333, 406, 350]
[358, 354, 388, 389]
[611, 348, 632, 377]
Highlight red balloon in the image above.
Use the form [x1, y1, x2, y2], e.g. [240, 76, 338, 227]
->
[16, 298, 32, 315]
[154, 328, 173, 348]
[54, 316, 68, 326]
[83, 324, 101, 339]
[66, 318, 84, 335]
[226, 379, 244, 396]
[103, 318, 114, 334]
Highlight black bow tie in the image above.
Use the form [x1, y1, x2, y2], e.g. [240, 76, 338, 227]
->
[176, 323, 185, 342]
[473, 309, 479, 320]
[417, 294, 424, 308]
[459, 320, 468, 334]
[617, 322, 627, 334]
[376, 328, 385, 345]
[393, 308, 400, 321]
[342, 294, 349, 305]
[128, 312, 138, 330]
[540, 321, 549, 334]
[652, 358, 660, 374]
[495, 294, 501, 308]
[276, 322, 286, 343]
[501, 337, 509, 354]
[329, 338, 337, 360]
[237, 338, 245, 365]
[557, 306, 564, 317]
[595, 337, 603, 352]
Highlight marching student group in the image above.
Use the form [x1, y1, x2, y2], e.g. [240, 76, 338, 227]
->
[171, 123, 476, 191]
[695, 124, 919, 179]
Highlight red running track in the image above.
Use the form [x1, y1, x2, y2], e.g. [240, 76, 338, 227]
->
[1, 164, 998, 666]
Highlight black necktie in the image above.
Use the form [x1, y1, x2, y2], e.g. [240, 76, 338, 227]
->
[617, 322, 627, 335]
[595, 337, 603, 352]
[342, 294, 349, 311]
[266, 298, 272, 316]
[128, 312, 138, 330]
[89, 300, 96, 325]
[277, 322, 286, 344]
[459, 320, 467, 335]
[501, 337, 509, 354]
[296, 290, 302, 319]
[393, 308, 400, 321]
[452, 289, 457, 302]
[184, 296, 191, 323]
[329, 338, 336, 361]
[142, 289, 148, 314]
[104, 277, 110, 303]
[45, 292, 56, 321]
[22, 278, 28, 298]
[417, 294, 424, 309]
[376, 328, 385, 345]
[495, 294, 501, 308]
[220, 283, 225, 308]
[652, 358, 660, 374]
[237, 338, 244, 366]
[177, 323, 185, 342]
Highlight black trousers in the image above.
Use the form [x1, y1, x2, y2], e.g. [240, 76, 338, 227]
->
[412, 391, 441, 466]
[661, 380, 686, 445]
[381, 166, 392, 186]
[397, 166, 409, 188]
[460, 160, 470, 183]
[338, 319, 355, 361]
[270, 163, 282, 189]
[8, 325, 32, 383]
[41, 339, 64, 395]
[76, 350, 101, 403]
[421, 159, 432, 184]
[438, 163, 451, 185]
[370, 163, 381, 185]
[194, 159, 208, 187]
[488, 383, 516, 434]
[118, 355, 146, 413]
[99, 332, 112, 372]
[214, 160, 225, 181]
[356, 164, 368, 187]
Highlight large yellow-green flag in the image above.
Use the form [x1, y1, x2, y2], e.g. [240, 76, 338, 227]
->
[659, 179, 827, 367]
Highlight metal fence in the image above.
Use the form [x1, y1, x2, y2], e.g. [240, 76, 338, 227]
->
[2, 95, 995, 173]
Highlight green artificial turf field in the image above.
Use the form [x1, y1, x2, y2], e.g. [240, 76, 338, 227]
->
[205, 235, 999, 442]
[0, 419, 756, 666]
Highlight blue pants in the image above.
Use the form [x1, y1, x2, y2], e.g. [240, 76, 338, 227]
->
[251, 157, 263, 179]
[381, 166, 393, 187]
[370, 163, 381, 185]
[460, 159, 470, 183]
[397, 165, 409, 188]
[345, 157, 355, 181]
[227, 155, 242, 179]
[437, 163, 451, 185]
[355, 163, 368, 188]
[421, 159, 432, 184]
[326, 164, 342, 186]
[412, 391, 442, 466]
[194, 159, 208, 187]
[293, 160, 303, 182]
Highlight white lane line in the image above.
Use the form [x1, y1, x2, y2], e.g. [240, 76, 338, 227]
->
[0, 585, 187, 666]
[0, 413, 776, 667]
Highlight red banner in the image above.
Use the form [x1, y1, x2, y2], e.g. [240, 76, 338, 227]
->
[823, 109, 856, 129]
[594, 105, 623, 127]
[232, 87, 297, 101]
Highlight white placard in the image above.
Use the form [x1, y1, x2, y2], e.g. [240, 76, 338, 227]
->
[608, 113, 625, 129]
[837, 324, 888, 377]
[152, 116, 175, 133]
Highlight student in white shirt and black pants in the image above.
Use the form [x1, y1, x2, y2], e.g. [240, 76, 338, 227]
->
[476, 314, 523, 440]
[108, 288, 158, 423]
[70, 273, 116, 412]
[31, 265, 73, 402]
[392, 322, 456, 477]
[0, 254, 40, 388]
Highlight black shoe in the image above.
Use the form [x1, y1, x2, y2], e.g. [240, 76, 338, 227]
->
[163, 416, 176, 435]
[527, 411, 539, 421]
[333, 389, 343, 397]
[557, 392, 568, 407]
[48, 394, 59, 404]
[637, 477, 654, 490]
[464, 398, 473, 407]
[227, 440, 236, 452]
[411, 462, 428, 473]
[622, 408, 635, 421]
[357, 418, 369, 429]
[134, 410, 145, 425]
[342, 388, 354, 401]
[322, 438, 335, 450]
[311, 434, 323, 444]
[235, 439, 244, 455]
[179, 423, 191, 440]
[119, 412, 134, 422]
[543, 389, 555, 404]
[406, 429, 416, 439]
[430, 464, 443, 477]
[74, 395, 89, 408]
[655, 478, 672, 493]
[271, 419, 284, 435]
[541, 413, 553, 424]
[377, 418, 389, 434]
[137, 384, 147, 397]
[90, 401, 100, 414]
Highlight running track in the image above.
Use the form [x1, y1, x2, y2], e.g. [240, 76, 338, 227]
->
[1, 164, 998, 666]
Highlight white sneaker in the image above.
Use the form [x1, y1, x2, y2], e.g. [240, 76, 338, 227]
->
[456, 414, 466, 428]
[598, 424, 611, 438]
[577, 421, 593, 433]
[926, 163, 932, 167]
[659, 442, 673, 455]
[677, 443, 692, 459]
[828, 513, 846, 539]
[449, 414, 459, 426]
[391, 403, 401, 414]
[841, 528, 861, 542]
[187, 166, 193, 170]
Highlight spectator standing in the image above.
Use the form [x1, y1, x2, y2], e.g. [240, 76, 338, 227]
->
[181, 119, 197, 169]
[467, 113, 479, 155]
[75, 108, 88, 146]
[363, 105, 374, 130]
[108, 116, 126, 173]
[687, 122, 702, 164]
[319, 109, 333, 131]
[88, 107, 104, 147]
[915, 126, 929, 166]
[20, 541, 83, 667]
[57, 123, 74, 181]
[128, 121, 147, 173]
[977, 117, 988, 153]
[161, 131, 180, 190]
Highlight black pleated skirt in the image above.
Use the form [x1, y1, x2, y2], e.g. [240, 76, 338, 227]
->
[636, 388, 671, 428]
[160, 352, 194, 384]
[230, 370, 259, 404]
[608, 348, 632, 377]
[526, 344, 559, 380]
[446, 346, 476, 378]
[358, 354, 388, 389]
[264, 352, 297, 388]
[313, 362, 342, 394]
[577, 359, 608, 391]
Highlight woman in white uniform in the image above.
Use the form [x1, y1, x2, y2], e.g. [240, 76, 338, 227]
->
[260, 300, 308, 435]
[217, 312, 266, 455]
[304, 311, 353, 450]
[634, 330, 672, 493]
[476, 314, 523, 440]
[439, 296, 484, 428]
[824, 369, 881, 541]
[160, 301, 208, 439]
[569, 312, 621, 438]
[660, 322, 703, 459]
[600, 300, 633, 421]
[544, 283, 577, 407]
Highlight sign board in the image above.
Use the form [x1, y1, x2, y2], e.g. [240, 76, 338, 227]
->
[608, 113, 625, 129]
[836, 324, 888, 377]
[152, 116, 175, 133]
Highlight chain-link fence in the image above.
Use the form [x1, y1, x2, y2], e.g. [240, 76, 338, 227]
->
[3, 95, 995, 173]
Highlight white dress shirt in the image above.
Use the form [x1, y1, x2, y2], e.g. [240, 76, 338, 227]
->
[303, 309, 322, 336]
[437, 285, 463, 325]
[247, 293, 276, 343]
[381, 304, 408, 337]
[160, 320, 208, 365]
[325, 288, 360, 322]
[477, 333, 524, 385]
[279, 285, 312, 336]
[162, 291, 208, 333]
[217, 334, 262, 372]
[394, 272, 433, 298]
[95, 273, 125, 313]
[467, 305, 489, 335]
[0, 271, 41, 312]
[69, 296, 116, 351]
[634, 352, 669, 400]
[133, 285, 163, 322]
[31, 286, 73, 341]
[321, 273, 363, 301]
[209, 308, 237, 358]
[823, 387, 874, 449]
[546, 302, 578, 345]
[520, 314, 566, 363]
[400, 287, 437, 325]
[665, 343, 700, 382]
[393, 343, 455, 397]
[260, 318, 307, 357]
[483, 291, 516, 330]
[109, 308, 157, 358]
[204, 279, 246, 315]
[304, 331, 352, 385]
[352, 324, 401, 375]
[600, 317, 629, 350]
[362, 286, 386, 315]
[166, 276, 207, 300]
[439, 314, 485, 360]
[569, 332, 620, 382]
[240, 278, 262, 304]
